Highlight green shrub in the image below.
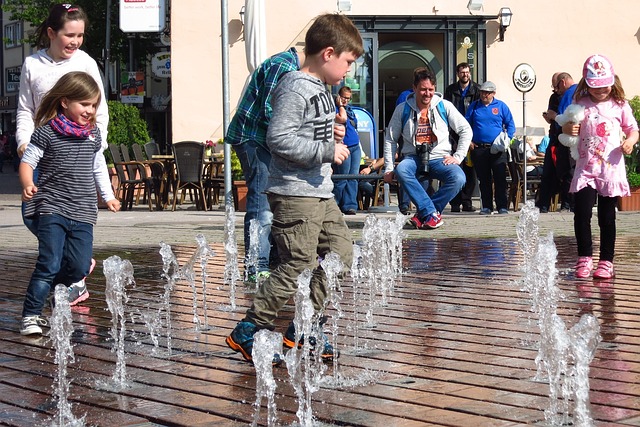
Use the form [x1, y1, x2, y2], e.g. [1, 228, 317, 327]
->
[626, 96, 640, 187]
[230, 146, 244, 181]
[105, 101, 150, 163]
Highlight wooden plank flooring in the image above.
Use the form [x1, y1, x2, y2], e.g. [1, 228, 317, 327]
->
[1, 236, 639, 426]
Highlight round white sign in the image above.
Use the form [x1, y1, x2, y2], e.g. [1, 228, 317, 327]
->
[151, 52, 171, 78]
[513, 63, 536, 93]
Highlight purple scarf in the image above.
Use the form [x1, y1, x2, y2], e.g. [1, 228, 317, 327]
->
[50, 113, 92, 138]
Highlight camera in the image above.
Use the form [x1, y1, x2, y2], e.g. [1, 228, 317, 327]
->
[416, 143, 430, 174]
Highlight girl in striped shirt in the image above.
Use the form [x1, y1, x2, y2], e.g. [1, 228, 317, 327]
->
[18, 71, 119, 336]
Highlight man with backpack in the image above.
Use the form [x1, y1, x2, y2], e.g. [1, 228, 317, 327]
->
[384, 67, 472, 229]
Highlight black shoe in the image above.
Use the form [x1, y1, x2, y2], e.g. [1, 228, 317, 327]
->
[399, 206, 410, 215]
[450, 205, 461, 213]
[539, 206, 549, 213]
[461, 205, 476, 212]
[344, 209, 356, 215]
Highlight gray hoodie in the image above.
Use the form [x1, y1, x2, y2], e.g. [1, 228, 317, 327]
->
[266, 71, 336, 198]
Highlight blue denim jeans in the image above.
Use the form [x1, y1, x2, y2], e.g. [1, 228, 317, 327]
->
[22, 213, 94, 317]
[394, 155, 465, 219]
[233, 142, 275, 274]
[332, 144, 361, 212]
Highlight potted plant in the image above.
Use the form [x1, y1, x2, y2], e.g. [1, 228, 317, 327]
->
[204, 139, 216, 158]
[229, 144, 248, 211]
[618, 96, 640, 211]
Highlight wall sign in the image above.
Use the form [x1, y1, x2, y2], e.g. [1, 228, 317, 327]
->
[120, 0, 166, 32]
[6, 66, 21, 93]
[151, 52, 171, 78]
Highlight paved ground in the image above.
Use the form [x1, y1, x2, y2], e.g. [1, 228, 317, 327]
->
[3, 170, 640, 252]
[2, 170, 640, 426]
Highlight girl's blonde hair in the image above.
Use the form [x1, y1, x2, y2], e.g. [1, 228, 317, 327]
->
[35, 71, 101, 128]
[573, 74, 627, 105]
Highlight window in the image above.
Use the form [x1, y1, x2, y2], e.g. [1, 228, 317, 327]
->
[4, 22, 23, 48]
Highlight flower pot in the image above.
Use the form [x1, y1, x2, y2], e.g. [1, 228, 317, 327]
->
[233, 180, 248, 211]
[618, 187, 640, 211]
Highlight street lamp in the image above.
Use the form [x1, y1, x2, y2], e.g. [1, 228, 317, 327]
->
[499, 7, 513, 42]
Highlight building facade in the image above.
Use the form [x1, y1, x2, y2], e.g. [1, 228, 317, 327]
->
[171, 0, 640, 152]
[0, 11, 28, 135]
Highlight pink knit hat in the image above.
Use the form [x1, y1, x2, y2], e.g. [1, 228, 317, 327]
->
[582, 54, 615, 88]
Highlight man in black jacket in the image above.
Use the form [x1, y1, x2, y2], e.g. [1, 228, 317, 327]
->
[444, 62, 481, 212]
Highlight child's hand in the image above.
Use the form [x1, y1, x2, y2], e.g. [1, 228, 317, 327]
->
[620, 131, 638, 155]
[22, 185, 37, 201]
[562, 122, 580, 136]
[334, 143, 350, 165]
[106, 199, 121, 212]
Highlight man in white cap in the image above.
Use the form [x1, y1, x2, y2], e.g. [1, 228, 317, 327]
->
[465, 81, 516, 215]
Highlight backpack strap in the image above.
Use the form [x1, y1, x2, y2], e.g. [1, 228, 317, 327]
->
[436, 101, 449, 127]
[397, 102, 413, 157]
[401, 102, 412, 130]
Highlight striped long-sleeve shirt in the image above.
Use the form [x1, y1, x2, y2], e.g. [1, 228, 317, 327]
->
[22, 124, 113, 225]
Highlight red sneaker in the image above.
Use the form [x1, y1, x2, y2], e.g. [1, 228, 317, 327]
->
[408, 215, 424, 229]
[422, 212, 443, 229]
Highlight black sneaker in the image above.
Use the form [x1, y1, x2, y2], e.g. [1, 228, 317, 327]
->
[282, 318, 339, 361]
[226, 321, 282, 365]
[450, 205, 461, 213]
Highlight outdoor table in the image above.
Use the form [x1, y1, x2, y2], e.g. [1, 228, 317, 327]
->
[151, 154, 176, 208]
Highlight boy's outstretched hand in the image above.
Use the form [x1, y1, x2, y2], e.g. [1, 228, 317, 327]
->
[334, 143, 350, 165]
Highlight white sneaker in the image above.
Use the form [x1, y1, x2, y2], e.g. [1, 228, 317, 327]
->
[20, 315, 48, 336]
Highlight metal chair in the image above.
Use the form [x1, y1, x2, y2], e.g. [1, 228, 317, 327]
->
[510, 145, 543, 211]
[144, 140, 160, 159]
[172, 141, 208, 211]
[132, 144, 168, 208]
[203, 160, 224, 208]
[108, 144, 156, 211]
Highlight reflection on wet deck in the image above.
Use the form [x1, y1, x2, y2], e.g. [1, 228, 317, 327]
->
[1, 236, 639, 426]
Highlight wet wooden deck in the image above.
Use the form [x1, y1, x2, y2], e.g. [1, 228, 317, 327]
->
[1, 235, 639, 426]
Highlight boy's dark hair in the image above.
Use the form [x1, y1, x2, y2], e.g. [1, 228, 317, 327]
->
[413, 67, 437, 87]
[34, 4, 89, 49]
[304, 14, 364, 57]
[35, 71, 101, 128]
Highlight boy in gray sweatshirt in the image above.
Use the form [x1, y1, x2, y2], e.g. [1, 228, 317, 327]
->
[226, 13, 364, 364]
